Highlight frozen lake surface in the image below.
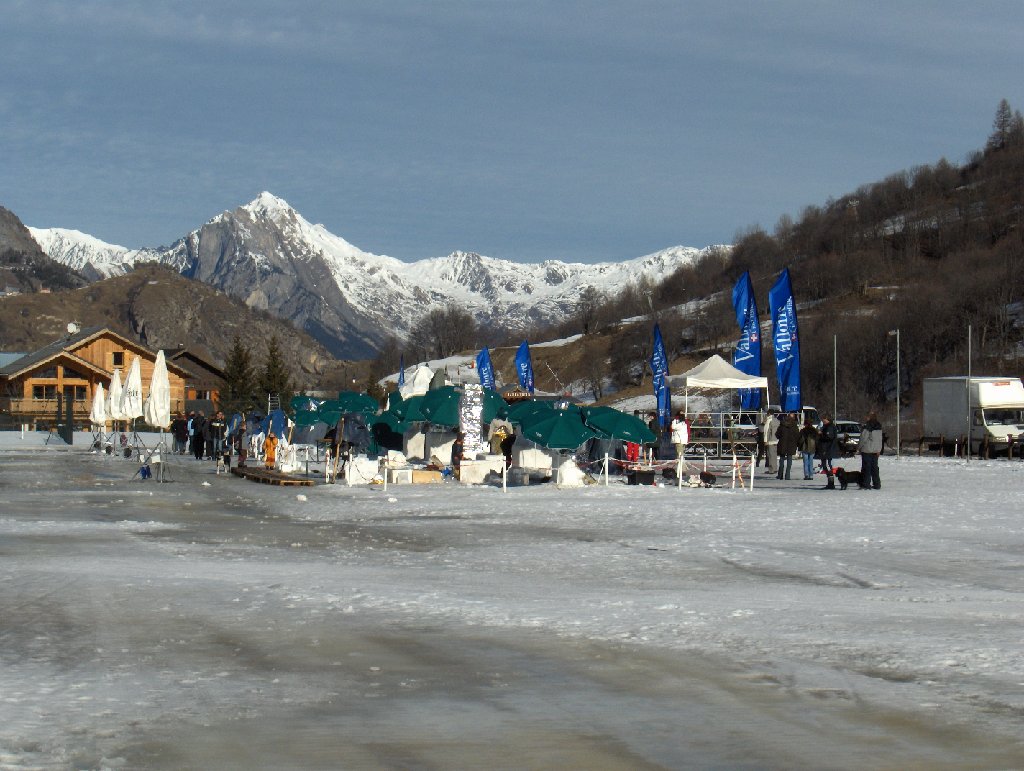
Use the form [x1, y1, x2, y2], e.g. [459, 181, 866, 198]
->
[1, 432, 1023, 769]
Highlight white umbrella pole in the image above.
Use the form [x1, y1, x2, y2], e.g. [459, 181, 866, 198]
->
[677, 455, 683, 490]
[731, 451, 737, 489]
[604, 452, 609, 487]
[502, 462, 507, 493]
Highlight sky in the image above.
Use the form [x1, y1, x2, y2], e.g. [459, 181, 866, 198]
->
[3, 1, 1024, 263]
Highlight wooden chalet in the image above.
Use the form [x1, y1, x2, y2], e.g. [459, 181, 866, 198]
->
[168, 347, 225, 404]
[0, 327, 193, 429]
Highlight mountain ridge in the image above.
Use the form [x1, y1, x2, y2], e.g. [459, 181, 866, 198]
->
[29, 192, 721, 358]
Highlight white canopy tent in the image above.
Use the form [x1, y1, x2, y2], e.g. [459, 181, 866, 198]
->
[665, 354, 770, 414]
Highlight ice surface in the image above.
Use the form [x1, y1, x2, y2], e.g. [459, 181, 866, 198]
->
[1, 431, 1023, 769]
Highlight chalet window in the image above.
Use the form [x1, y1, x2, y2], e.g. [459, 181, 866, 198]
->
[112, 351, 124, 367]
[63, 385, 87, 401]
[32, 385, 57, 400]
[62, 365, 87, 380]
[37, 366, 58, 379]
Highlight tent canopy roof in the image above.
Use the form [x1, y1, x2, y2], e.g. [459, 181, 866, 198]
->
[666, 354, 769, 390]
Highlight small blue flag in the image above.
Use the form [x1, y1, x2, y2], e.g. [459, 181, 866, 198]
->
[398, 355, 405, 387]
[476, 347, 495, 389]
[731, 271, 762, 410]
[515, 340, 534, 394]
[650, 324, 671, 428]
[768, 267, 802, 412]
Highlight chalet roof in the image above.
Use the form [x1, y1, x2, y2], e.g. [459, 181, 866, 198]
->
[168, 348, 225, 381]
[0, 326, 192, 380]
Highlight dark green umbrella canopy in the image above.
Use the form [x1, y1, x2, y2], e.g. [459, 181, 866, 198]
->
[419, 385, 461, 428]
[390, 394, 427, 423]
[518, 408, 598, 450]
[584, 408, 657, 444]
[293, 409, 323, 427]
[505, 399, 555, 425]
[290, 395, 321, 413]
[480, 388, 510, 423]
[334, 390, 380, 415]
[372, 411, 408, 434]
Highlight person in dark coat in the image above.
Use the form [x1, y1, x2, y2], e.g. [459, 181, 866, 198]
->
[191, 411, 206, 460]
[819, 415, 839, 488]
[170, 413, 188, 455]
[451, 432, 465, 480]
[775, 413, 800, 480]
[797, 419, 819, 480]
[859, 411, 884, 489]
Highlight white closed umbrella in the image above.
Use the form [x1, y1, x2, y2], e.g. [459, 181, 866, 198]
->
[107, 368, 125, 423]
[120, 356, 144, 421]
[89, 382, 107, 428]
[143, 350, 171, 429]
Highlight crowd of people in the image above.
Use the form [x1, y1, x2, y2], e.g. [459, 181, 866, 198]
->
[755, 409, 885, 489]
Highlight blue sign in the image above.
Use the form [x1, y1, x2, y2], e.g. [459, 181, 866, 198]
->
[515, 340, 535, 394]
[650, 324, 671, 427]
[476, 347, 495, 389]
[768, 268, 802, 412]
[731, 271, 762, 410]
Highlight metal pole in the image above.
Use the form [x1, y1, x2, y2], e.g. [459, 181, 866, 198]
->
[966, 324, 972, 463]
[833, 334, 837, 419]
[895, 329, 900, 458]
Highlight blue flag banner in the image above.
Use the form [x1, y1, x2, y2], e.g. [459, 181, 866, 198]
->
[768, 268, 802, 412]
[649, 324, 671, 428]
[515, 340, 535, 394]
[731, 271, 762, 411]
[398, 354, 405, 387]
[476, 347, 495, 389]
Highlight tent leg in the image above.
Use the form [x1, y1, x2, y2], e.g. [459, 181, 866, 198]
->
[677, 455, 683, 490]
[731, 451, 737, 489]
[604, 452, 609, 487]
[502, 462, 507, 493]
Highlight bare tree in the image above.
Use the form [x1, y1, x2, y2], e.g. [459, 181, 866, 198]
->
[408, 306, 478, 360]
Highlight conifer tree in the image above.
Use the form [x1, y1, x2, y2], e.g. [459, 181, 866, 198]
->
[219, 336, 257, 415]
[259, 334, 293, 411]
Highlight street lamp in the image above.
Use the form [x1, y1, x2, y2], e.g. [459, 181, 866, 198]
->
[888, 329, 900, 458]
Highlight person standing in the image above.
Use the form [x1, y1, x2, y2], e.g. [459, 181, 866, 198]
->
[209, 411, 227, 459]
[859, 411, 884, 489]
[170, 412, 188, 455]
[263, 431, 279, 470]
[775, 413, 799, 480]
[670, 411, 689, 460]
[451, 431, 465, 480]
[191, 411, 206, 460]
[763, 410, 780, 475]
[819, 415, 839, 488]
[797, 418, 819, 480]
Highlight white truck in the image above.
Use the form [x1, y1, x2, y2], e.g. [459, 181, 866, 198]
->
[922, 376, 1024, 454]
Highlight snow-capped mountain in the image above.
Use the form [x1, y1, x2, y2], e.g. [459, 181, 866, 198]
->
[31, 192, 721, 358]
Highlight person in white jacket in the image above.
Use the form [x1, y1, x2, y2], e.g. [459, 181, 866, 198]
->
[670, 412, 689, 459]
[763, 410, 780, 474]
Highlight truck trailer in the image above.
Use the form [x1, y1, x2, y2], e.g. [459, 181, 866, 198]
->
[922, 376, 1024, 454]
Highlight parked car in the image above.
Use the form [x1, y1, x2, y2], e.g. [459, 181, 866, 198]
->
[834, 420, 861, 456]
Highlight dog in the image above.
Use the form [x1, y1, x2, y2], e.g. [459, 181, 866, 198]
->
[687, 471, 717, 488]
[832, 466, 864, 490]
[216, 450, 230, 475]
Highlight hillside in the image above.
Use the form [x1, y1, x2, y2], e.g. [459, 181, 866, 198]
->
[0, 206, 86, 294]
[558, 101, 1024, 424]
[0, 263, 347, 388]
